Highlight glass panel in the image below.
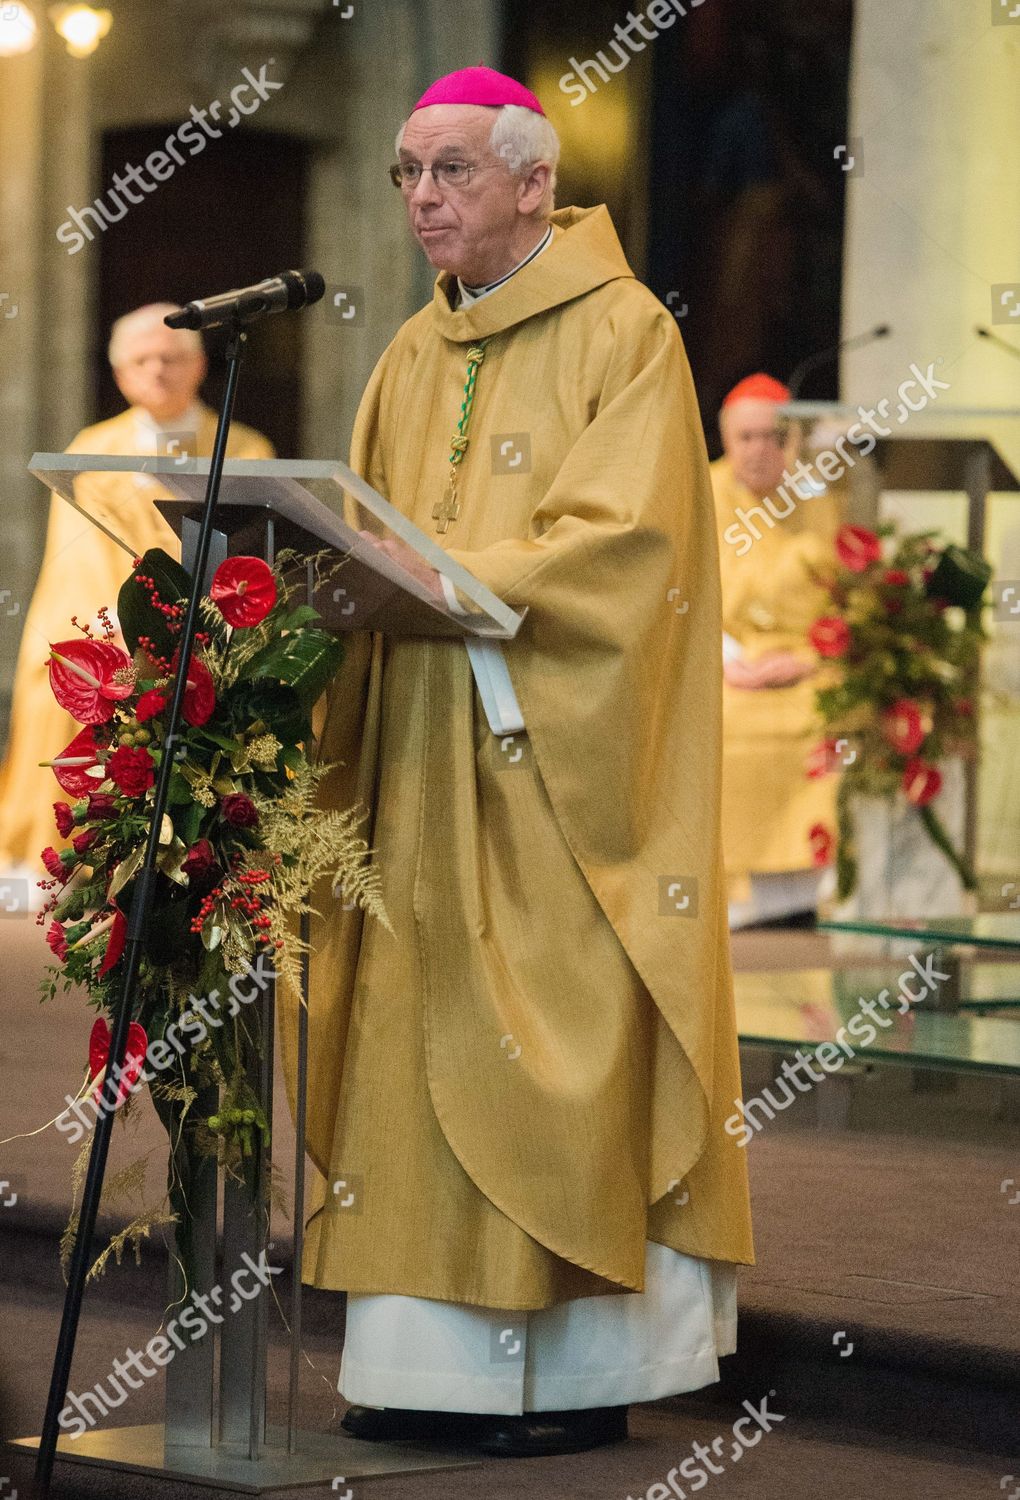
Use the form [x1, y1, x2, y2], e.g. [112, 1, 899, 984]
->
[734, 966, 1020, 1073]
[28, 454, 523, 642]
[819, 915, 1020, 950]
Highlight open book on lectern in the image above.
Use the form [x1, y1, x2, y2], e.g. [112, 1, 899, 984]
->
[29, 453, 528, 734]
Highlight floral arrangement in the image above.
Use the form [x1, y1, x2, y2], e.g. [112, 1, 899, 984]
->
[37, 546, 386, 1276]
[808, 523, 990, 900]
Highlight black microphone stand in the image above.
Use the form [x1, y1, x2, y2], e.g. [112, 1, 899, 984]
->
[34, 322, 248, 1500]
[976, 325, 1020, 363]
[788, 324, 891, 399]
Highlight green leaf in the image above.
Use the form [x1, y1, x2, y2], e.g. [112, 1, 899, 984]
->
[220, 679, 308, 746]
[118, 548, 193, 657]
[166, 772, 194, 806]
[277, 604, 321, 632]
[243, 629, 344, 711]
[197, 726, 248, 755]
[177, 799, 205, 848]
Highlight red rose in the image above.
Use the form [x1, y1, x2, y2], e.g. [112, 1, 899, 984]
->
[836, 525, 882, 573]
[221, 793, 259, 828]
[53, 801, 75, 838]
[107, 744, 155, 797]
[86, 791, 118, 821]
[903, 758, 942, 808]
[182, 838, 220, 885]
[136, 689, 168, 723]
[46, 921, 68, 961]
[809, 616, 851, 658]
[957, 698, 974, 718]
[72, 829, 99, 856]
[809, 822, 835, 867]
[883, 569, 910, 586]
[210, 556, 278, 627]
[881, 699, 925, 755]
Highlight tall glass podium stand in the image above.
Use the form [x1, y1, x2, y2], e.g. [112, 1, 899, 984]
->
[10, 454, 523, 1491]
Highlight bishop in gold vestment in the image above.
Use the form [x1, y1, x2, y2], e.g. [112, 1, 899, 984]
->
[0, 306, 272, 875]
[279, 67, 753, 1457]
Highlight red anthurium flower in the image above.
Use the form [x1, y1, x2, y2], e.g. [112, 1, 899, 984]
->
[835, 525, 883, 573]
[49, 725, 110, 798]
[210, 556, 277, 627]
[809, 822, 835, 867]
[107, 745, 155, 797]
[170, 649, 216, 727]
[903, 758, 942, 808]
[883, 569, 910, 586]
[48, 638, 134, 725]
[53, 801, 75, 838]
[881, 699, 926, 756]
[809, 616, 851, 658]
[135, 689, 168, 723]
[98, 907, 128, 976]
[87, 1013, 147, 1106]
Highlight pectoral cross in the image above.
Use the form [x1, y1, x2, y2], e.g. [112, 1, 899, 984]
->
[432, 473, 460, 535]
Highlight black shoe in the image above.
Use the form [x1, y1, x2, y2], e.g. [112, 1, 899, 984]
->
[341, 1404, 487, 1445]
[478, 1404, 629, 1458]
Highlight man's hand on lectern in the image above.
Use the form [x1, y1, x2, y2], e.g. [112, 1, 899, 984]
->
[357, 530, 445, 601]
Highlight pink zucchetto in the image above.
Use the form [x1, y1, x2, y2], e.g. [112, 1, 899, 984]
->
[412, 65, 545, 116]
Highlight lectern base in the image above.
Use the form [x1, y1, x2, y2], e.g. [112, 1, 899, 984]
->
[10, 1422, 478, 1493]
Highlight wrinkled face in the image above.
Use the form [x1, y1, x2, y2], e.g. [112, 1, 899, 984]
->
[112, 322, 206, 423]
[396, 103, 547, 284]
[720, 398, 791, 497]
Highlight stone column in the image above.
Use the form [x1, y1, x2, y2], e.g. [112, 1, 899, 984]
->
[303, 0, 504, 461]
[0, 25, 93, 723]
[841, 0, 1020, 470]
[841, 0, 1020, 879]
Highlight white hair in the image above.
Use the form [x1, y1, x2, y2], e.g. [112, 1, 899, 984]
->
[394, 104, 560, 219]
[107, 303, 203, 367]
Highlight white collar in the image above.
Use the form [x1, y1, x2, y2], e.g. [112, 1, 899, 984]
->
[132, 400, 204, 445]
[457, 225, 553, 307]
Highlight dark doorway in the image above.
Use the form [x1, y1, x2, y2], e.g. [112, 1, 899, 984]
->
[96, 126, 308, 456]
[503, 0, 853, 455]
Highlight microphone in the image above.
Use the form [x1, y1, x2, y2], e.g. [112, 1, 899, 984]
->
[787, 323, 891, 398]
[164, 269, 325, 331]
[976, 325, 1020, 362]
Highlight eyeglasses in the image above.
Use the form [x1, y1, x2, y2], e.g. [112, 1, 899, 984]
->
[389, 159, 499, 191]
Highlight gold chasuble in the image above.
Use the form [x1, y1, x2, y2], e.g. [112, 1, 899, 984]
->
[710, 455, 840, 898]
[0, 406, 273, 868]
[283, 205, 754, 1313]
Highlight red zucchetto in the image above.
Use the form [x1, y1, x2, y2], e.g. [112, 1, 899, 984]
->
[722, 373, 791, 407]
